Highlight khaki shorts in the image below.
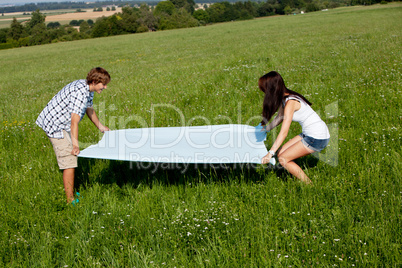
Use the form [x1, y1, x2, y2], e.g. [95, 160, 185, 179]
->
[49, 130, 78, 170]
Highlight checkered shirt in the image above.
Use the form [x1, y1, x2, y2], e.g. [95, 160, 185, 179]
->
[36, 79, 94, 139]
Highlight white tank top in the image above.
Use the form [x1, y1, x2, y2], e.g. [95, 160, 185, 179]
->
[284, 95, 330, 139]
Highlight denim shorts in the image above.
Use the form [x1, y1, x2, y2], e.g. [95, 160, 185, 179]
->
[299, 133, 329, 152]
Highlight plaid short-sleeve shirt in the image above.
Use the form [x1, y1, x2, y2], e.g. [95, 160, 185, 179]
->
[36, 79, 94, 139]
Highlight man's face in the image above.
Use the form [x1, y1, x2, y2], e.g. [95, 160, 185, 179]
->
[90, 82, 107, 94]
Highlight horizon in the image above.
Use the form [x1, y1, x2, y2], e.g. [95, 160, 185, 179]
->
[0, 0, 119, 5]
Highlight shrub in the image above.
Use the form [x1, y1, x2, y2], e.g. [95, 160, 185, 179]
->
[306, 3, 320, 12]
[137, 25, 149, 33]
[193, 9, 209, 24]
[0, 29, 7, 43]
[47, 22, 61, 29]
[0, 42, 14, 50]
[79, 21, 90, 33]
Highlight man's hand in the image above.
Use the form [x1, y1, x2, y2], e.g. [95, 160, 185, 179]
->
[71, 113, 80, 156]
[86, 108, 110, 133]
[98, 124, 110, 133]
[71, 145, 80, 156]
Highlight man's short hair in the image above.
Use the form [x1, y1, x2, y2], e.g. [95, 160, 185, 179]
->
[86, 67, 111, 85]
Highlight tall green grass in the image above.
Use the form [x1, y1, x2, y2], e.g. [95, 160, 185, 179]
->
[0, 3, 401, 267]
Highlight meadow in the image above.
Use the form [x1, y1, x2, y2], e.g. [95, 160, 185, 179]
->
[0, 3, 401, 267]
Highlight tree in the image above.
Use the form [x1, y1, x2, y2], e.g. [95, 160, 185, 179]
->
[70, 20, 79, 26]
[47, 26, 66, 41]
[158, 8, 198, 30]
[243, 1, 258, 17]
[154, 1, 176, 16]
[207, 3, 226, 23]
[26, 9, 46, 32]
[119, 6, 141, 33]
[284, 5, 292, 14]
[8, 18, 25, 40]
[29, 23, 50, 45]
[0, 29, 7, 43]
[193, 9, 209, 24]
[79, 20, 90, 34]
[233, 2, 254, 20]
[91, 17, 107, 37]
[47, 22, 61, 29]
[306, 2, 320, 12]
[137, 4, 158, 30]
[171, 0, 195, 14]
[91, 15, 123, 37]
[257, 2, 279, 17]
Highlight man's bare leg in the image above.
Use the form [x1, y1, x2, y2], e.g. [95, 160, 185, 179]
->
[63, 168, 75, 203]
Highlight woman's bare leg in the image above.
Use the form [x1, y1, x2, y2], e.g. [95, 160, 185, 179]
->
[278, 139, 315, 184]
[277, 135, 302, 156]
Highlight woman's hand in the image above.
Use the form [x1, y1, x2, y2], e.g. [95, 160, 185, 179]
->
[261, 153, 272, 164]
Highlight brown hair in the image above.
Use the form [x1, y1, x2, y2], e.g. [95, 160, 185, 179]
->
[259, 71, 311, 125]
[86, 67, 111, 85]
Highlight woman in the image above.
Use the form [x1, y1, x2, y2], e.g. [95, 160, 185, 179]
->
[260, 71, 330, 184]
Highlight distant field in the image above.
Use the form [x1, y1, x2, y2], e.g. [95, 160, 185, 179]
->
[0, 12, 30, 28]
[45, 7, 123, 22]
[0, 8, 122, 28]
[0, 3, 401, 267]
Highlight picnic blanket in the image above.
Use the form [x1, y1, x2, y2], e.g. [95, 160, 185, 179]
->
[79, 124, 274, 165]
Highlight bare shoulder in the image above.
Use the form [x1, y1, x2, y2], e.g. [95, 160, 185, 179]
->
[285, 99, 301, 112]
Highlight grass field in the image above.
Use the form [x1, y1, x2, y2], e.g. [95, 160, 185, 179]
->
[0, 3, 401, 267]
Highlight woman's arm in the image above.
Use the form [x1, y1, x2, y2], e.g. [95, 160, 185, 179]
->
[86, 107, 110, 132]
[262, 100, 299, 164]
[265, 105, 284, 132]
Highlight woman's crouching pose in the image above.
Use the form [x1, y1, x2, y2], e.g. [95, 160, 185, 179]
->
[260, 71, 330, 184]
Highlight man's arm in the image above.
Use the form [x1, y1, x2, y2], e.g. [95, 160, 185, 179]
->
[71, 113, 80, 156]
[86, 107, 110, 132]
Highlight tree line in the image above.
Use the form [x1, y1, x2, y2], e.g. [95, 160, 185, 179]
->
[0, 1, 160, 14]
[0, 0, 394, 50]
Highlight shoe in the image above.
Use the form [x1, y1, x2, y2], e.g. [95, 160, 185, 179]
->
[71, 198, 79, 206]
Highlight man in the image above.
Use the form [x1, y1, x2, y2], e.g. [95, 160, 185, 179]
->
[36, 67, 111, 203]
